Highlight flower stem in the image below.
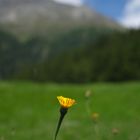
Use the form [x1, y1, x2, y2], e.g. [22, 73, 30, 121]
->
[54, 107, 68, 140]
[85, 99, 91, 116]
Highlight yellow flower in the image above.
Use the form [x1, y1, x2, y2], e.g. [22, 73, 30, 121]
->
[112, 128, 119, 135]
[91, 112, 99, 122]
[57, 96, 75, 108]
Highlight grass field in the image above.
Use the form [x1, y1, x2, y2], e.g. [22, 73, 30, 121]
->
[0, 81, 140, 140]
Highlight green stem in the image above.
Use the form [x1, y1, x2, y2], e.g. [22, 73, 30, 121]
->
[85, 99, 91, 116]
[54, 107, 68, 140]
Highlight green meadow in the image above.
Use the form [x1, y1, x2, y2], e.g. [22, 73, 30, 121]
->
[0, 81, 140, 140]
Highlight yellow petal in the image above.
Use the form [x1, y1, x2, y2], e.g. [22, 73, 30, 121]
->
[57, 96, 76, 108]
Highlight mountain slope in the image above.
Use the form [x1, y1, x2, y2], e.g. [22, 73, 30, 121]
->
[0, 0, 121, 35]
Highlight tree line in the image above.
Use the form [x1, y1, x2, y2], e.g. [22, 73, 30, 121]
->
[0, 28, 140, 83]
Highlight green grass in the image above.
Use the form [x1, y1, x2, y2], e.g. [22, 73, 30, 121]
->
[0, 81, 140, 140]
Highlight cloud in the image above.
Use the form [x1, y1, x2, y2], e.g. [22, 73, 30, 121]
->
[53, 0, 83, 6]
[120, 0, 140, 28]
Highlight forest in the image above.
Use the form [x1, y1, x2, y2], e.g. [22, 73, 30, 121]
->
[0, 28, 140, 83]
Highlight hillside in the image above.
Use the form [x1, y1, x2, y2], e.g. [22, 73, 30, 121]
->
[1, 1, 137, 83]
[0, 0, 121, 35]
[0, 28, 140, 82]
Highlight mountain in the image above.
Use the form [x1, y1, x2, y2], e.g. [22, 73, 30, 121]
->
[2, 1, 138, 83]
[0, 0, 121, 35]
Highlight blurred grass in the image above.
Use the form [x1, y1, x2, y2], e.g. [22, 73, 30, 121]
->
[0, 81, 140, 140]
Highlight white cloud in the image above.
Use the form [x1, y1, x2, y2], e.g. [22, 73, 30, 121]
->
[53, 0, 83, 6]
[120, 0, 140, 28]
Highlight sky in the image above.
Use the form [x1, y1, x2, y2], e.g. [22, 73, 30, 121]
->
[54, 0, 140, 28]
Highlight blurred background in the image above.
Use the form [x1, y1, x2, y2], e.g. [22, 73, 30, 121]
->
[0, 0, 140, 82]
[0, 0, 140, 140]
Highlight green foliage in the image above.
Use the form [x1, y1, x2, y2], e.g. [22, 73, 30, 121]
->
[0, 30, 20, 79]
[46, 29, 140, 82]
[0, 28, 140, 82]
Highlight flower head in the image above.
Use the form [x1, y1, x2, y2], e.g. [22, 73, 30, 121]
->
[85, 90, 92, 99]
[112, 128, 119, 135]
[91, 112, 99, 122]
[57, 96, 75, 108]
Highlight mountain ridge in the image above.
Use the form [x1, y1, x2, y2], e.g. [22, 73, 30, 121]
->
[0, 0, 121, 35]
